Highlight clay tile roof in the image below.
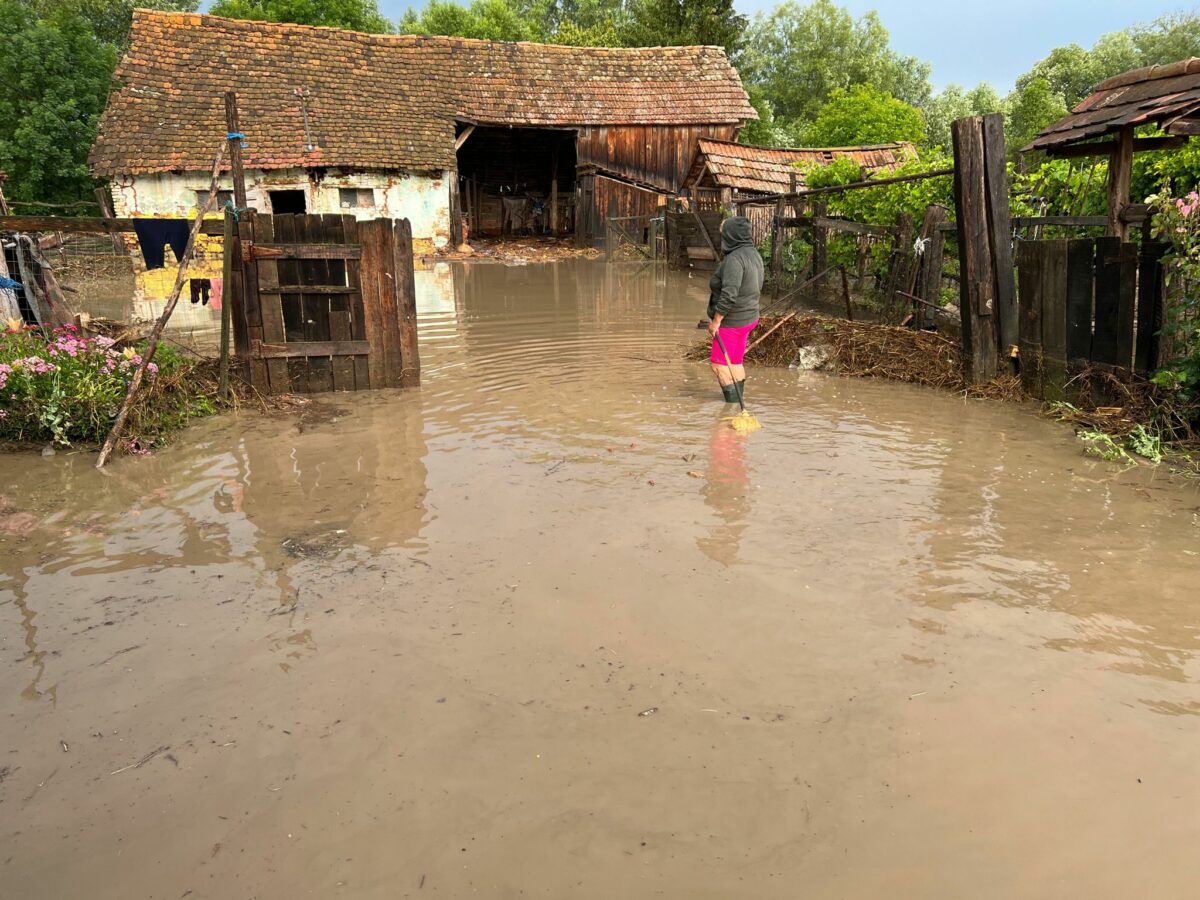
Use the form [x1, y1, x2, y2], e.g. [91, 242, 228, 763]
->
[683, 138, 918, 195]
[1024, 58, 1200, 152]
[90, 11, 756, 177]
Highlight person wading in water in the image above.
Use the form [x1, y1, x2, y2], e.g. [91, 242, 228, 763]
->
[707, 216, 763, 403]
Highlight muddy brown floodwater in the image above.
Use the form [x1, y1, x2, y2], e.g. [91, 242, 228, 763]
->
[2, 260, 1200, 899]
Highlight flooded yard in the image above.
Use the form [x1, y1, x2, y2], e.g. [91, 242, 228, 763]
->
[2, 259, 1199, 898]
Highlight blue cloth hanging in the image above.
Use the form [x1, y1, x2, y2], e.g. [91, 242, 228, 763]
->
[133, 219, 189, 270]
[0, 275, 21, 290]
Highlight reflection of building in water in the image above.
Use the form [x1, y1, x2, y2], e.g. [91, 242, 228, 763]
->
[414, 262, 459, 335]
[237, 398, 431, 567]
[697, 417, 752, 566]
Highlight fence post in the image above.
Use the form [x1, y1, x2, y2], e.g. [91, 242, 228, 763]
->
[982, 113, 1017, 367]
[810, 199, 827, 301]
[915, 204, 948, 329]
[769, 198, 784, 296]
[952, 115, 1000, 383]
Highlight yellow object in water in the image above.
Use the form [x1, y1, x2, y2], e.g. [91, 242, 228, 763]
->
[727, 410, 762, 433]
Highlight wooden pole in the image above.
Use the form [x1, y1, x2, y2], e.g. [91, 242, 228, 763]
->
[550, 140, 559, 236]
[220, 92, 248, 401]
[1106, 126, 1134, 241]
[981, 113, 1017, 364]
[94, 187, 124, 254]
[754, 167, 955, 204]
[96, 144, 227, 468]
[951, 115, 999, 384]
[810, 199, 827, 301]
[840, 265, 853, 321]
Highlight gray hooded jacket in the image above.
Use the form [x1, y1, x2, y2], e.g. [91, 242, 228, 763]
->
[707, 216, 764, 328]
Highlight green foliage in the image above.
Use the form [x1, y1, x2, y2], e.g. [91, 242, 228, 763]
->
[739, 0, 931, 139]
[623, 0, 746, 56]
[802, 154, 953, 224]
[401, 0, 534, 40]
[924, 83, 1002, 152]
[0, 1, 117, 205]
[209, 0, 393, 32]
[803, 84, 925, 147]
[0, 324, 220, 448]
[1077, 429, 1136, 464]
[42, 0, 199, 47]
[1146, 187, 1200, 409]
[1004, 76, 1069, 156]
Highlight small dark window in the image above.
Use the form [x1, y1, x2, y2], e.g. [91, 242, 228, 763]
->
[269, 190, 307, 214]
[339, 187, 375, 209]
[197, 190, 233, 210]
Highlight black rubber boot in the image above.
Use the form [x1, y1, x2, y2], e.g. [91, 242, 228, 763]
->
[721, 382, 739, 403]
[735, 379, 746, 401]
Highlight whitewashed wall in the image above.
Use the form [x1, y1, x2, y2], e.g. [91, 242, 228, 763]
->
[109, 167, 452, 250]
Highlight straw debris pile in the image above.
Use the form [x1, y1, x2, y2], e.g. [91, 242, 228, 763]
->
[693, 314, 1021, 401]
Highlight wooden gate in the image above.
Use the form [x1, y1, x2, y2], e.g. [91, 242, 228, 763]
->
[230, 213, 418, 394]
[1015, 237, 1168, 400]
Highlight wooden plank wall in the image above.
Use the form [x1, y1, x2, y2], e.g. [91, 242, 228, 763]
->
[579, 175, 666, 247]
[1015, 237, 1166, 401]
[576, 124, 738, 194]
[229, 213, 418, 395]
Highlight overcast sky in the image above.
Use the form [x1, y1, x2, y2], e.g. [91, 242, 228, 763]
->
[379, 1, 1196, 91]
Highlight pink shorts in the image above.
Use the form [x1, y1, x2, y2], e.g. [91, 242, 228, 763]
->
[710, 320, 759, 365]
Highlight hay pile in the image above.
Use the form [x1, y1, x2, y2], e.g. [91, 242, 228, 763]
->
[693, 314, 1021, 401]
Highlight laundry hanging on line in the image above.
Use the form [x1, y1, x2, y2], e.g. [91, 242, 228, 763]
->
[133, 219, 190, 270]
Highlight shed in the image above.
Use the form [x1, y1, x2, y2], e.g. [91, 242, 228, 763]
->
[681, 138, 917, 210]
[90, 11, 756, 251]
[1023, 58, 1199, 239]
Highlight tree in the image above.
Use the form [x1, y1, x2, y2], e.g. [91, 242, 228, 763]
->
[1005, 76, 1068, 156]
[622, 0, 746, 56]
[739, 85, 799, 147]
[38, 0, 199, 47]
[803, 84, 925, 147]
[739, 0, 931, 139]
[208, 0, 393, 32]
[924, 82, 1002, 151]
[0, 2, 117, 204]
[401, 0, 536, 41]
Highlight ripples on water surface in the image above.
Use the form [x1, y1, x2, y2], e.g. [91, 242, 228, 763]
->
[1, 259, 1199, 899]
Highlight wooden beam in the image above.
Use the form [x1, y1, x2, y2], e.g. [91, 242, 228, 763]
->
[258, 284, 359, 294]
[225, 91, 249, 209]
[1014, 215, 1108, 228]
[982, 113, 1018, 363]
[1106, 126, 1134, 241]
[256, 340, 370, 358]
[1045, 135, 1185, 159]
[244, 242, 362, 261]
[753, 167, 955, 204]
[0, 215, 135, 233]
[455, 124, 476, 151]
[951, 116, 999, 384]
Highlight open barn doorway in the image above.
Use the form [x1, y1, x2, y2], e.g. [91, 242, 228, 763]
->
[455, 125, 577, 242]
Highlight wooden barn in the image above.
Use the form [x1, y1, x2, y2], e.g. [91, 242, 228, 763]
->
[90, 11, 756, 251]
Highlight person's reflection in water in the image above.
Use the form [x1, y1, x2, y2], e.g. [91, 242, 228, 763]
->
[696, 416, 753, 566]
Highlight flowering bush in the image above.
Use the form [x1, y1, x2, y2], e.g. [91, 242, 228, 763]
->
[1147, 188, 1200, 412]
[0, 322, 192, 448]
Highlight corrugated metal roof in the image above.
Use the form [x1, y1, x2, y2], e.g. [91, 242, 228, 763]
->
[1024, 58, 1200, 151]
[683, 139, 918, 195]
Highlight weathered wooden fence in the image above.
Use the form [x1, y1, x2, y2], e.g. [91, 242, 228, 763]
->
[1015, 238, 1168, 400]
[231, 213, 418, 395]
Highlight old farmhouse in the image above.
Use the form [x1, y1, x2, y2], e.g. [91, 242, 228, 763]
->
[90, 11, 757, 251]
